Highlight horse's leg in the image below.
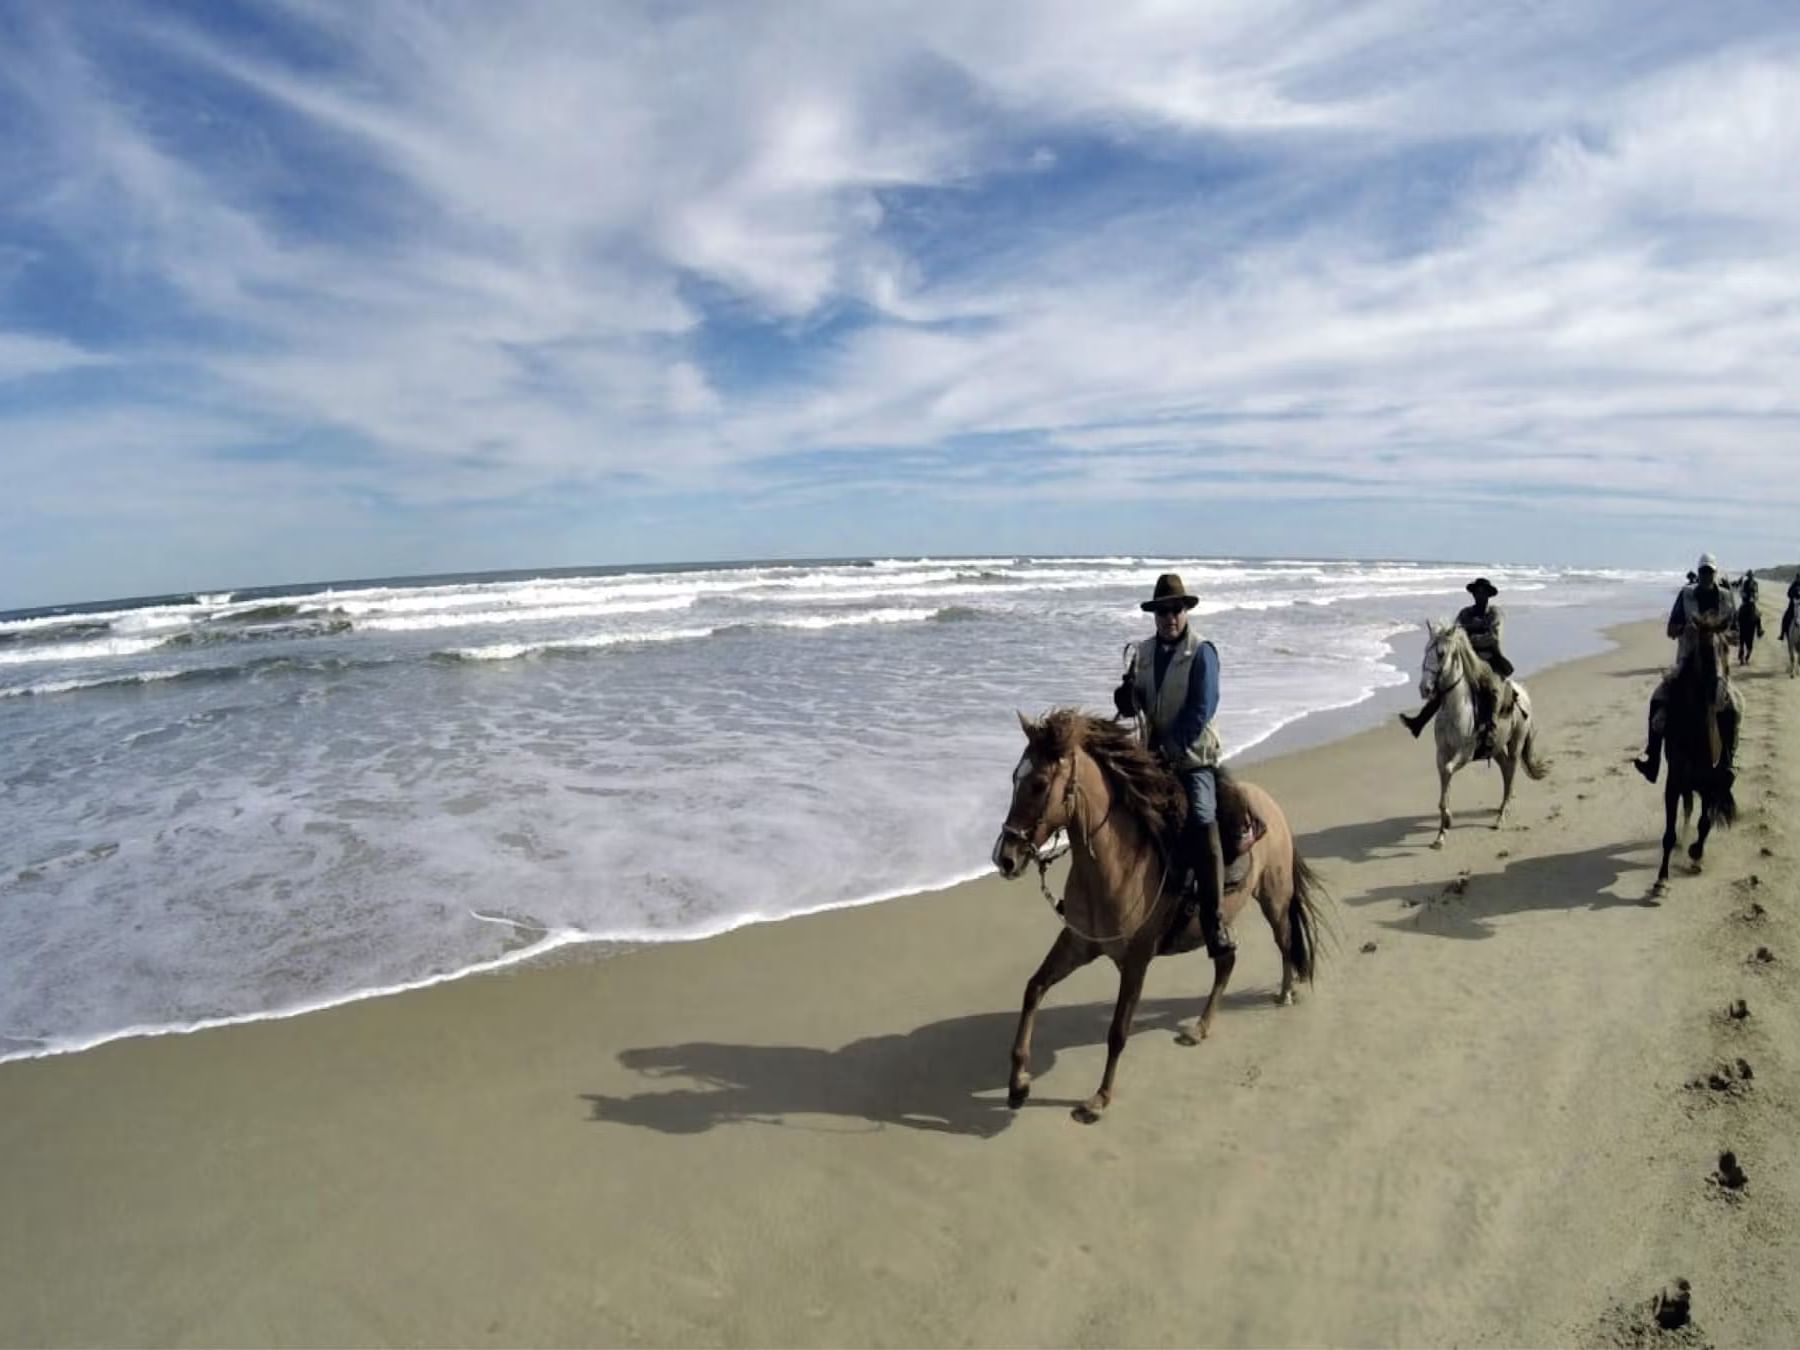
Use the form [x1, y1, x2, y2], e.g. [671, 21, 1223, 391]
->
[1008, 929, 1099, 1109]
[1177, 944, 1239, 1045]
[1257, 889, 1297, 1006]
[1074, 949, 1151, 1123]
[1494, 737, 1518, 830]
[1690, 798, 1714, 867]
[1654, 781, 1677, 895]
[1432, 754, 1453, 849]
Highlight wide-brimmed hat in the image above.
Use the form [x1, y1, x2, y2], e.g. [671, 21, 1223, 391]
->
[1695, 552, 1719, 574]
[1140, 573, 1200, 612]
[1466, 577, 1498, 599]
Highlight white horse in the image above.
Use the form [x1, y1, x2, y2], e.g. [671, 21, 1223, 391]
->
[1416, 622, 1550, 848]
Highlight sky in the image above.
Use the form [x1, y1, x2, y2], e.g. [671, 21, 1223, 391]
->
[3, 1, 1799, 609]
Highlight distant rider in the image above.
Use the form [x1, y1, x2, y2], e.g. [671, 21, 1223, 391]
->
[1399, 577, 1515, 758]
[1113, 574, 1233, 957]
[1784, 573, 1800, 644]
[1635, 554, 1739, 784]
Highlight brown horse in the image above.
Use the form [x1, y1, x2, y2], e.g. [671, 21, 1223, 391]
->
[990, 709, 1325, 1122]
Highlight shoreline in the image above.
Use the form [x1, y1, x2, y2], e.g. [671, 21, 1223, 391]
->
[1, 605, 1655, 1070]
[0, 603, 1657, 1070]
[12, 613, 1800, 1345]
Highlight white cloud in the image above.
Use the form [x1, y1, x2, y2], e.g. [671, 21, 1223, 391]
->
[3, 0, 1800, 602]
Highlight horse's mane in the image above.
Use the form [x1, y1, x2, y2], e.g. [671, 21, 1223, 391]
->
[1434, 622, 1503, 695]
[1035, 708, 1194, 850]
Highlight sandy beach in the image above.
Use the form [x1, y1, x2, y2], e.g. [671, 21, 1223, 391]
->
[4, 613, 1799, 1348]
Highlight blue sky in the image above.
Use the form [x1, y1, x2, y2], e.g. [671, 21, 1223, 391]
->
[4, 2, 1800, 607]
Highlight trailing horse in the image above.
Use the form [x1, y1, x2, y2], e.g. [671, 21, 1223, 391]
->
[990, 710, 1325, 1123]
[1652, 635, 1737, 894]
[1736, 598, 1761, 667]
[1415, 622, 1549, 849]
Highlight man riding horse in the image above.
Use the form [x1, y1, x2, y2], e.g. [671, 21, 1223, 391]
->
[1399, 577, 1515, 757]
[1112, 573, 1233, 958]
[1635, 553, 1740, 785]
[1783, 572, 1800, 645]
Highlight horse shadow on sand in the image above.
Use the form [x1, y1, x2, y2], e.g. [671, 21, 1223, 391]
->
[1342, 839, 1663, 941]
[582, 985, 1280, 1140]
[1296, 813, 1444, 864]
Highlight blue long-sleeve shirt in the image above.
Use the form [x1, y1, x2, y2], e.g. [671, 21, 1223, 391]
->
[1153, 635, 1219, 759]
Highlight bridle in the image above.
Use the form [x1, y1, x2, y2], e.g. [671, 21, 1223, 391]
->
[1000, 749, 1155, 946]
[998, 752, 1080, 894]
[1422, 628, 1464, 700]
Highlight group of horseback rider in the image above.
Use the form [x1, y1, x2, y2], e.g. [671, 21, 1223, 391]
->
[1112, 558, 1777, 957]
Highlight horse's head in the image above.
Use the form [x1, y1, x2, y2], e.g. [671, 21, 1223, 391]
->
[1419, 619, 1454, 700]
[991, 712, 1080, 880]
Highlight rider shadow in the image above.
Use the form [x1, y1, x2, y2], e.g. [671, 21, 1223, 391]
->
[580, 990, 1270, 1139]
[1348, 841, 1655, 940]
[1298, 814, 1442, 864]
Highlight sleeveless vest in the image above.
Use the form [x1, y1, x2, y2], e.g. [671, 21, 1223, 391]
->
[1132, 627, 1223, 771]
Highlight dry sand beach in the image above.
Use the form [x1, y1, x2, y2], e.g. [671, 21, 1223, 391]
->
[4, 613, 1799, 1348]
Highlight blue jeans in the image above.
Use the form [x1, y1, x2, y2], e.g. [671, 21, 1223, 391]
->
[1178, 767, 1217, 827]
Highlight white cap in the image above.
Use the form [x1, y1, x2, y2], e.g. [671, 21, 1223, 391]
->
[1696, 552, 1719, 573]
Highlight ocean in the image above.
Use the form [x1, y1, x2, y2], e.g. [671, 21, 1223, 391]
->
[0, 556, 1668, 1061]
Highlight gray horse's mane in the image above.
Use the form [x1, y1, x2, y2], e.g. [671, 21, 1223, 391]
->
[1428, 621, 1503, 696]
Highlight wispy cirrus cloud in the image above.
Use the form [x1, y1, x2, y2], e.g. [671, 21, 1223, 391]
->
[2, 1, 1798, 606]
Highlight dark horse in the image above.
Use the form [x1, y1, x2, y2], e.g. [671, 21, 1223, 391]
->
[1653, 637, 1737, 895]
[1736, 596, 1761, 667]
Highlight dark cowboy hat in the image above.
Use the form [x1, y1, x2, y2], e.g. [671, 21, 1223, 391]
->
[1466, 577, 1499, 600]
[1140, 573, 1200, 612]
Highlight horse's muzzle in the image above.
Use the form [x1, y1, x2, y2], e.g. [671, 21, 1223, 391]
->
[992, 830, 1031, 879]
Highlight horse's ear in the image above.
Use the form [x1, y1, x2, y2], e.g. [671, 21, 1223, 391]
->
[1016, 710, 1036, 740]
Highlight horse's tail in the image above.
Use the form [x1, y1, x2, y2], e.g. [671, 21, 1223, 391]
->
[1710, 778, 1737, 829]
[1521, 723, 1551, 781]
[1286, 853, 1329, 984]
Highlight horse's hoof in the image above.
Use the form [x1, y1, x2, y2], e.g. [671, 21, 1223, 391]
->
[1007, 1083, 1030, 1110]
[1275, 990, 1296, 1007]
[1175, 1021, 1206, 1047]
[1650, 879, 1669, 900]
[1688, 842, 1706, 863]
[1430, 838, 1446, 851]
[1071, 1097, 1106, 1124]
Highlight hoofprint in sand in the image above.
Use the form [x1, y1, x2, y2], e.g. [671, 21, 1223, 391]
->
[3, 617, 1799, 1347]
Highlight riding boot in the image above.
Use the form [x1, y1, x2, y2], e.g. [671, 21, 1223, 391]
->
[1399, 691, 1444, 739]
[1188, 820, 1234, 958]
[1473, 687, 1497, 760]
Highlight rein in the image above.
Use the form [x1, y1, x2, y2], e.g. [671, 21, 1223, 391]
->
[1005, 751, 1163, 946]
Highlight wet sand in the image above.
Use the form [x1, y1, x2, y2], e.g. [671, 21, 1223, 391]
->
[4, 616, 1799, 1347]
